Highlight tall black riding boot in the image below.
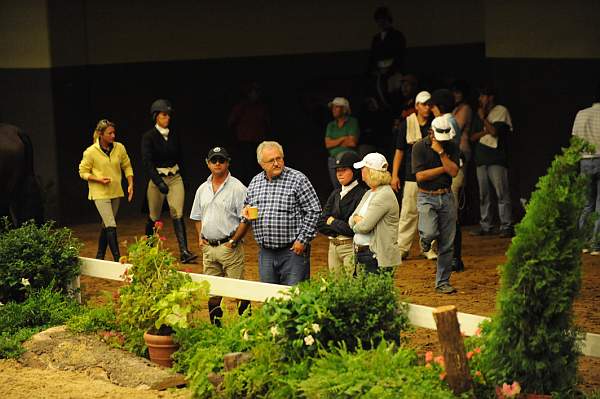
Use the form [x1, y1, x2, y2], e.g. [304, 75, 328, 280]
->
[208, 296, 223, 327]
[105, 227, 121, 262]
[145, 218, 155, 237]
[95, 228, 108, 259]
[451, 222, 464, 272]
[172, 218, 197, 263]
[238, 300, 251, 317]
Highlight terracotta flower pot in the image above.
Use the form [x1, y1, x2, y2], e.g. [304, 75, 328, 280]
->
[143, 331, 179, 367]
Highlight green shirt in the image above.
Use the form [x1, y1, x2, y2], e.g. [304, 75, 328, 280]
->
[325, 116, 360, 157]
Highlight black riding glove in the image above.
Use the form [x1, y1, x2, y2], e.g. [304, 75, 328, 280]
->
[157, 181, 169, 194]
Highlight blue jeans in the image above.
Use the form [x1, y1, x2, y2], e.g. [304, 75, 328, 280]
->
[417, 192, 456, 287]
[579, 157, 600, 250]
[258, 245, 310, 285]
[476, 165, 512, 231]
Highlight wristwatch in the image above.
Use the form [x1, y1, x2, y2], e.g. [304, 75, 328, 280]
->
[228, 239, 238, 248]
[437, 149, 445, 156]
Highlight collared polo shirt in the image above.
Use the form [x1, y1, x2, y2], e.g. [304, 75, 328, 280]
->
[245, 167, 321, 248]
[572, 103, 600, 157]
[325, 116, 360, 157]
[190, 173, 247, 240]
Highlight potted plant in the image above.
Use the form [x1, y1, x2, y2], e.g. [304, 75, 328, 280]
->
[116, 221, 209, 366]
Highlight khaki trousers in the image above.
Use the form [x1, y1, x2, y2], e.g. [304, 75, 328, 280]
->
[451, 166, 466, 211]
[201, 243, 245, 279]
[94, 198, 120, 228]
[327, 242, 355, 276]
[147, 174, 185, 220]
[397, 181, 419, 252]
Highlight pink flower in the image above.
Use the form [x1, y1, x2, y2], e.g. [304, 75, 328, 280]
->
[475, 327, 482, 337]
[434, 355, 445, 367]
[439, 372, 447, 381]
[475, 370, 482, 377]
[466, 351, 474, 360]
[474, 347, 481, 354]
[500, 381, 521, 398]
[159, 236, 166, 241]
[425, 351, 434, 363]
[154, 220, 163, 230]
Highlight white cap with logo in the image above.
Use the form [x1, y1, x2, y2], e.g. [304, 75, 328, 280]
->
[415, 91, 431, 105]
[431, 115, 456, 142]
[353, 152, 389, 172]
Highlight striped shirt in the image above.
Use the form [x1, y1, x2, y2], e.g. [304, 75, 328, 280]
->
[245, 167, 321, 248]
[572, 103, 600, 157]
[189, 173, 247, 240]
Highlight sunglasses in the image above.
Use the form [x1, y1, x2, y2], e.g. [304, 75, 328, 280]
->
[434, 127, 452, 134]
[209, 156, 228, 164]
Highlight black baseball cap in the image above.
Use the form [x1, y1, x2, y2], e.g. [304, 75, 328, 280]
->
[206, 147, 231, 161]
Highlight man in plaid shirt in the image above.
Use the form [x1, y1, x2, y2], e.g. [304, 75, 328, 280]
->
[243, 141, 321, 285]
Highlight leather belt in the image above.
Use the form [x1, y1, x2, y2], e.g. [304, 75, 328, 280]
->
[158, 172, 179, 177]
[329, 237, 352, 246]
[354, 245, 371, 253]
[263, 241, 296, 251]
[203, 235, 232, 246]
[418, 187, 451, 195]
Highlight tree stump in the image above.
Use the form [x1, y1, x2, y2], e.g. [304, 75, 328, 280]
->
[432, 305, 471, 394]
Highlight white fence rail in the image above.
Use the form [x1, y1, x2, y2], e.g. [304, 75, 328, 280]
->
[76, 257, 600, 358]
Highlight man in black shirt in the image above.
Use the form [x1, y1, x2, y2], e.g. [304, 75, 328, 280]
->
[412, 116, 460, 294]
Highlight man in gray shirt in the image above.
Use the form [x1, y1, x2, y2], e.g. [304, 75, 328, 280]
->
[190, 146, 249, 325]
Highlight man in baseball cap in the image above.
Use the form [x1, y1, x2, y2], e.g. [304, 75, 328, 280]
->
[190, 146, 250, 325]
[325, 97, 360, 189]
[411, 114, 461, 294]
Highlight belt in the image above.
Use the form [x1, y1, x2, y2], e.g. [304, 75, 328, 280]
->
[203, 235, 232, 246]
[262, 241, 296, 251]
[329, 237, 352, 246]
[158, 172, 179, 177]
[354, 245, 371, 253]
[418, 187, 451, 195]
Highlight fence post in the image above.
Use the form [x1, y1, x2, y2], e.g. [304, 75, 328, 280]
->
[432, 305, 471, 395]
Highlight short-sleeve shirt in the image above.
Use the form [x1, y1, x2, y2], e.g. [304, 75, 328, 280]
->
[189, 173, 247, 240]
[473, 105, 513, 167]
[325, 116, 360, 157]
[395, 120, 430, 182]
[412, 137, 460, 191]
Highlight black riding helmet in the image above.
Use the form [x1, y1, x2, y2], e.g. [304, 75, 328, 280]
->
[150, 99, 173, 122]
[331, 151, 362, 182]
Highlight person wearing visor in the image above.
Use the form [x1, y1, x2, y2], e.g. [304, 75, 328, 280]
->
[349, 152, 401, 274]
[190, 146, 250, 325]
[412, 116, 460, 294]
[141, 99, 197, 263]
[317, 151, 368, 275]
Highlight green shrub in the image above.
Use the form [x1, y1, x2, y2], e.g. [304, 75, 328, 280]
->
[67, 301, 118, 334]
[0, 285, 81, 358]
[482, 137, 591, 396]
[0, 219, 81, 303]
[299, 341, 457, 399]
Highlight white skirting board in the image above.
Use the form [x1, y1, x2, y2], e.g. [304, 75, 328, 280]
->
[77, 257, 600, 358]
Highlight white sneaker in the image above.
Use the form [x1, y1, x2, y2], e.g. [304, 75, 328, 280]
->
[582, 248, 590, 254]
[424, 248, 438, 260]
[591, 250, 600, 256]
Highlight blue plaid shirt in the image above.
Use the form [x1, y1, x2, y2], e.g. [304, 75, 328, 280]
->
[245, 167, 321, 248]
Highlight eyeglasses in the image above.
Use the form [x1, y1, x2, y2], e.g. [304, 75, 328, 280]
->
[263, 156, 283, 165]
[209, 157, 227, 164]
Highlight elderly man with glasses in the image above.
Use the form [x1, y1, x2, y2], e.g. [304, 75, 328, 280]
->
[243, 141, 321, 285]
[190, 146, 250, 325]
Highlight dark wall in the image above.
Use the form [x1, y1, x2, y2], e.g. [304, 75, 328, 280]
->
[52, 43, 489, 225]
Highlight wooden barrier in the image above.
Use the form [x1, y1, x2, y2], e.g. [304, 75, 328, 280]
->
[76, 257, 600, 358]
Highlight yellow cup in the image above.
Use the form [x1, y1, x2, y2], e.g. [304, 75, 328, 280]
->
[247, 206, 259, 220]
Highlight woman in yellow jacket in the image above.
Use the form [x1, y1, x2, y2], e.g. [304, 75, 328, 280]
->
[79, 119, 134, 261]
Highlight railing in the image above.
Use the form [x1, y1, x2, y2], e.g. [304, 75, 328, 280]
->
[75, 257, 600, 358]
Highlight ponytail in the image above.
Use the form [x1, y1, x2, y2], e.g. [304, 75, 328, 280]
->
[93, 119, 115, 143]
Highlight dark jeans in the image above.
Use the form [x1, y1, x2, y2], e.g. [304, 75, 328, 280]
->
[258, 245, 310, 285]
[355, 249, 394, 275]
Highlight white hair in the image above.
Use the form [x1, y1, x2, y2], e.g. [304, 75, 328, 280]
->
[256, 141, 284, 163]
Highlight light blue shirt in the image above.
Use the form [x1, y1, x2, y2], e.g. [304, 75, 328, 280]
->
[190, 173, 247, 240]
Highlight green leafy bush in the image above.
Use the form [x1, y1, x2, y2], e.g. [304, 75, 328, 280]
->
[482, 137, 591, 396]
[0, 219, 81, 303]
[67, 301, 118, 334]
[299, 341, 457, 399]
[0, 285, 81, 358]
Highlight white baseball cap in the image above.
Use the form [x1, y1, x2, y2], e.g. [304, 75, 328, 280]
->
[415, 91, 431, 105]
[353, 152, 388, 172]
[431, 115, 456, 142]
[328, 97, 351, 114]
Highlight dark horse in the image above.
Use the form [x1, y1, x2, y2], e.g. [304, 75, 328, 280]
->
[0, 123, 44, 227]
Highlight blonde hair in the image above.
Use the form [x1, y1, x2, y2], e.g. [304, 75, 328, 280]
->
[92, 119, 116, 143]
[364, 168, 392, 187]
[256, 141, 284, 163]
